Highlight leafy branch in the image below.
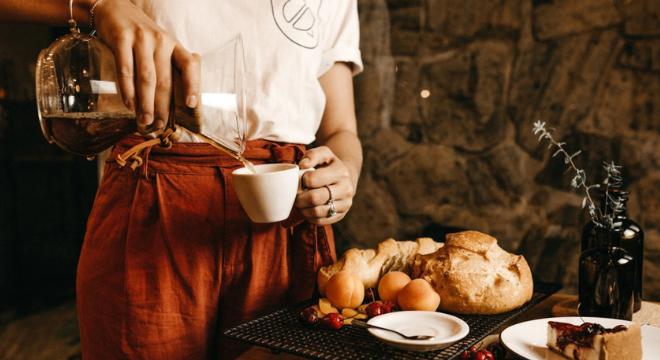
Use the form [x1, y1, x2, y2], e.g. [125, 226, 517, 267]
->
[532, 121, 605, 227]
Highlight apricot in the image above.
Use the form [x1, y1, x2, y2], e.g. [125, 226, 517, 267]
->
[378, 271, 411, 302]
[397, 278, 441, 311]
[325, 271, 365, 309]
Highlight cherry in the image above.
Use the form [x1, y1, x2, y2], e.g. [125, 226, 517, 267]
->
[381, 300, 396, 313]
[298, 306, 320, 326]
[367, 302, 385, 318]
[320, 313, 343, 331]
[481, 350, 494, 360]
[486, 343, 506, 359]
[473, 351, 487, 360]
[468, 345, 479, 353]
[460, 350, 471, 360]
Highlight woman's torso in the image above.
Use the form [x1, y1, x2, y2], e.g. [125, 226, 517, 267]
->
[136, 0, 345, 145]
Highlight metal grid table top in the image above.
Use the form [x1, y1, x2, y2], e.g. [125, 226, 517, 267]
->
[224, 282, 561, 360]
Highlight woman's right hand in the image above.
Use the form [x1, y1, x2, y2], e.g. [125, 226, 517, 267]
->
[93, 0, 200, 134]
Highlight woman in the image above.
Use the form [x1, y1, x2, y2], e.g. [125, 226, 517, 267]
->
[0, 0, 363, 358]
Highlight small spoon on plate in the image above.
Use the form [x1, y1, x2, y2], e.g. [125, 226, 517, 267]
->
[352, 319, 435, 340]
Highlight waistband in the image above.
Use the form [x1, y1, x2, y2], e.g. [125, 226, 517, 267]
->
[110, 134, 307, 169]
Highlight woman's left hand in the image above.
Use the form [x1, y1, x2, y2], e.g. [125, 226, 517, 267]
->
[295, 146, 356, 225]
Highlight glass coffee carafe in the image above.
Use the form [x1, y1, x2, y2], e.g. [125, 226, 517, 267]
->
[36, 20, 247, 159]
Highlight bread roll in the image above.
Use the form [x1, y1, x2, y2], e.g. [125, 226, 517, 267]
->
[317, 237, 443, 295]
[411, 231, 533, 314]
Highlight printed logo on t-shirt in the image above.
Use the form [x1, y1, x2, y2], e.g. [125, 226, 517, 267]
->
[270, 0, 322, 49]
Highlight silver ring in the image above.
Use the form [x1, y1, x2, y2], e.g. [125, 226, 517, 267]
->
[327, 200, 337, 218]
[324, 185, 334, 204]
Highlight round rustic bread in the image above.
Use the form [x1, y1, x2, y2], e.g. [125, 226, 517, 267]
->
[411, 231, 533, 314]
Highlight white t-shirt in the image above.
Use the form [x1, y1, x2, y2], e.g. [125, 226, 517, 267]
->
[137, 0, 363, 145]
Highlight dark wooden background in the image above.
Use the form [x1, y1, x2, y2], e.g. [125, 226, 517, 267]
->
[0, 25, 97, 321]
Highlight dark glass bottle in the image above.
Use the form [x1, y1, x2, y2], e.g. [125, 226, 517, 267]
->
[614, 193, 644, 312]
[579, 226, 635, 320]
[580, 189, 643, 313]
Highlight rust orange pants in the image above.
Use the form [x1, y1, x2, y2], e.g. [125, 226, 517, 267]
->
[76, 136, 336, 359]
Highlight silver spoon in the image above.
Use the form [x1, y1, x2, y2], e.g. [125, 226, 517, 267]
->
[352, 319, 435, 340]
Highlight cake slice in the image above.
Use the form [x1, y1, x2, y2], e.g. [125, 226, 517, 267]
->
[546, 321, 642, 360]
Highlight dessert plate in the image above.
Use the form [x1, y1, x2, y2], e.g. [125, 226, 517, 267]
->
[500, 316, 660, 360]
[366, 311, 469, 352]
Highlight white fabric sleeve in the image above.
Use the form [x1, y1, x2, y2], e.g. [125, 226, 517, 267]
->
[317, 0, 364, 77]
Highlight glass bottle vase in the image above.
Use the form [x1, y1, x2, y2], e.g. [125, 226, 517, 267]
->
[578, 225, 635, 320]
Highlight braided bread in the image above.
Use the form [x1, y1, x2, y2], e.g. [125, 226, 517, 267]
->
[317, 237, 442, 295]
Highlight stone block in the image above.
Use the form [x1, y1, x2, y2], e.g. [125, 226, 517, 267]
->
[619, 39, 660, 73]
[629, 173, 660, 233]
[354, 57, 396, 137]
[510, 30, 621, 156]
[375, 140, 468, 216]
[419, 40, 513, 152]
[642, 229, 660, 300]
[390, 29, 420, 56]
[617, 0, 660, 37]
[392, 59, 420, 126]
[390, 6, 420, 31]
[577, 68, 635, 137]
[359, 0, 392, 59]
[534, 131, 623, 191]
[426, 0, 521, 40]
[619, 132, 660, 181]
[630, 71, 660, 132]
[335, 174, 400, 249]
[532, 0, 621, 41]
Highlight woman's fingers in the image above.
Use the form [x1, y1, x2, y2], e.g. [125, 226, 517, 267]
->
[173, 46, 200, 108]
[300, 199, 352, 225]
[299, 146, 335, 169]
[302, 161, 351, 190]
[112, 34, 135, 111]
[153, 36, 175, 130]
[134, 30, 157, 133]
[295, 181, 352, 208]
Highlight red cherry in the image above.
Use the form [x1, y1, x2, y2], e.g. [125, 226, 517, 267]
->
[298, 306, 320, 326]
[461, 350, 471, 360]
[473, 351, 487, 360]
[381, 300, 396, 313]
[367, 302, 385, 318]
[320, 313, 343, 331]
[468, 345, 479, 353]
[481, 349, 494, 360]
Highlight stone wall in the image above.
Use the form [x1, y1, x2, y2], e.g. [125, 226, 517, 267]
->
[337, 0, 660, 299]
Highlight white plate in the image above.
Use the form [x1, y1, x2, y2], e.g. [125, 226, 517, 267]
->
[500, 316, 660, 360]
[366, 311, 469, 352]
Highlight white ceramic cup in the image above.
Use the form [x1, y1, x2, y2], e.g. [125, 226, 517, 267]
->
[232, 163, 313, 223]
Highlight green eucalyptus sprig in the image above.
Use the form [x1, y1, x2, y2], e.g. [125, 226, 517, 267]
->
[532, 120, 604, 227]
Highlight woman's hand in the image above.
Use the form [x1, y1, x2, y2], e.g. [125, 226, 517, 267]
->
[93, 0, 199, 134]
[295, 146, 356, 225]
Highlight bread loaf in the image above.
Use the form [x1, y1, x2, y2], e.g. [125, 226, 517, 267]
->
[317, 237, 443, 295]
[411, 231, 533, 314]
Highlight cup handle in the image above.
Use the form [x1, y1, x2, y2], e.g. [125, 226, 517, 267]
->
[299, 167, 315, 190]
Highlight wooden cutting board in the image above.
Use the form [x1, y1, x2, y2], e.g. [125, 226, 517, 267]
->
[552, 298, 660, 326]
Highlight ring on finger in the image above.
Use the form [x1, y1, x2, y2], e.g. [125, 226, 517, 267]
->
[326, 200, 337, 218]
[323, 185, 334, 204]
